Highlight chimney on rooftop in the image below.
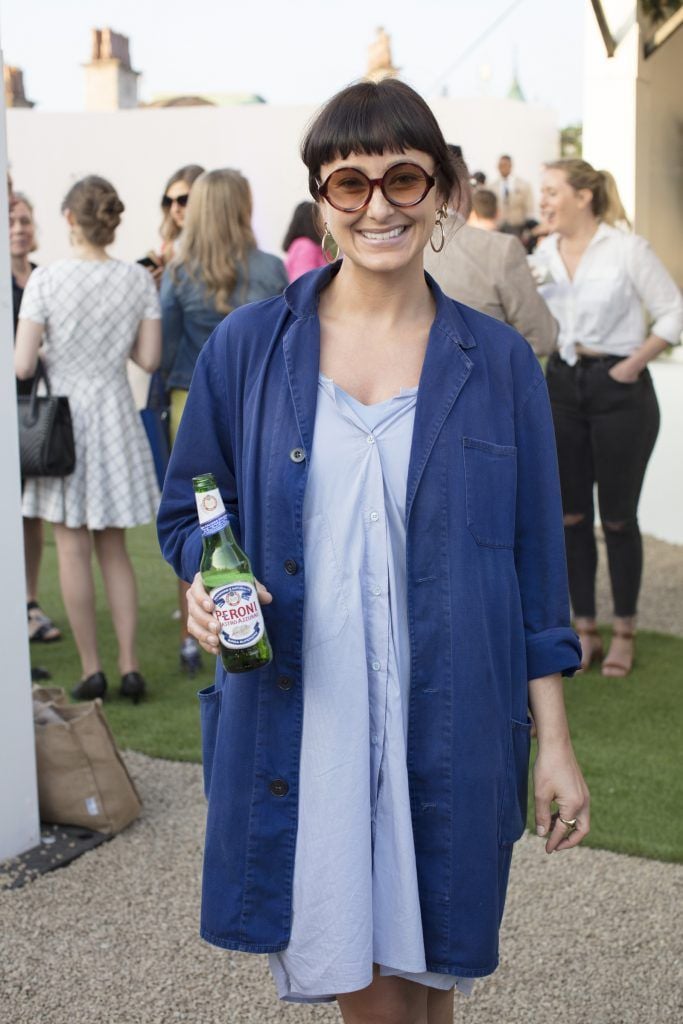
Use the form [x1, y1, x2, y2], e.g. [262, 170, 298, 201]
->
[4, 66, 35, 108]
[83, 28, 140, 111]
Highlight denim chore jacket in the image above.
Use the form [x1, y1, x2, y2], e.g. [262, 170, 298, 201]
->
[157, 264, 581, 977]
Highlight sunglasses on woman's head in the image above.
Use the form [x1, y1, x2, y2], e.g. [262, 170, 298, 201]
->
[161, 193, 190, 209]
[317, 162, 436, 213]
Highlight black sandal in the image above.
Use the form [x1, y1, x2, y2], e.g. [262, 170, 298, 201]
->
[27, 603, 62, 643]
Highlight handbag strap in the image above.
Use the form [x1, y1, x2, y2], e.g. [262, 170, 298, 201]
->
[26, 359, 51, 426]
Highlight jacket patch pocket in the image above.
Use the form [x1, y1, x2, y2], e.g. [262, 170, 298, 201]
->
[198, 684, 222, 800]
[463, 437, 517, 549]
[303, 513, 349, 650]
[498, 718, 532, 846]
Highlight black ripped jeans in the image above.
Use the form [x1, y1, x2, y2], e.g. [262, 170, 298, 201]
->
[546, 352, 660, 619]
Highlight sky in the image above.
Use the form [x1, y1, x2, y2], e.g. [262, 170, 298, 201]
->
[0, 0, 584, 124]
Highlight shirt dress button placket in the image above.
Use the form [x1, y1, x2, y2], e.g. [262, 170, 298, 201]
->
[364, 451, 390, 819]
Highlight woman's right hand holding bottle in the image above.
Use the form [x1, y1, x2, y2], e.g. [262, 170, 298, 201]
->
[186, 572, 273, 654]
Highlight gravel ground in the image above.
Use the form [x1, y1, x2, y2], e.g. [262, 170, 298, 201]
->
[596, 533, 683, 636]
[1, 751, 682, 1024]
[1, 536, 680, 1024]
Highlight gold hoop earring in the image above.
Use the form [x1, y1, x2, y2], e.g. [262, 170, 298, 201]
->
[429, 203, 448, 253]
[321, 224, 340, 264]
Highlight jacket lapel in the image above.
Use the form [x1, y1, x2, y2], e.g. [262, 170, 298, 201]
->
[282, 315, 321, 457]
[406, 280, 475, 523]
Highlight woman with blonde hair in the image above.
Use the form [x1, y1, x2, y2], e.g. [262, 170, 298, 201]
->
[15, 175, 161, 703]
[160, 168, 287, 673]
[532, 158, 683, 677]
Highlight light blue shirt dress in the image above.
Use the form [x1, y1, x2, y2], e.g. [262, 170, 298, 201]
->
[269, 375, 474, 1002]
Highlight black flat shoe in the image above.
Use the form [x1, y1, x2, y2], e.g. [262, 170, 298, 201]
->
[120, 671, 146, 704]
[72, 671, 107, 701]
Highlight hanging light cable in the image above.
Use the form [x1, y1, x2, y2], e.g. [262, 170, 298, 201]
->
[428, 0, 528, 96]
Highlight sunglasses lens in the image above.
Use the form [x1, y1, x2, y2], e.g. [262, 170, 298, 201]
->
[383, 164, 429, 205]
[162, 193, 190, 209]
[325, 170, 370, 211]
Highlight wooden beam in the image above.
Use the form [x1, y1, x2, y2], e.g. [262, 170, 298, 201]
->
[644, 5, 683, 56]
[591, 0, 617, 56]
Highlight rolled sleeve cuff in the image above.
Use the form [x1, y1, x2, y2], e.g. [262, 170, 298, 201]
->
[651, 311, 683, 346]
[526, 627, 582, 680]
[180, 528, 204, 584]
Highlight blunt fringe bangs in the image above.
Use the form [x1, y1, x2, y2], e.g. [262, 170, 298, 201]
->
[301, 80, 459, 205]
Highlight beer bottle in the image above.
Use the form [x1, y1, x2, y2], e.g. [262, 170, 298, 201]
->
[193, 473, 272, 673]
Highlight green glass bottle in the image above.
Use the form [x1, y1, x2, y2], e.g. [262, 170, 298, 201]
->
[193, 473, 272, 673]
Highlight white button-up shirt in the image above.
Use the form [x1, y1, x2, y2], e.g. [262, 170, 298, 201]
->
[530, 223, 683, 366]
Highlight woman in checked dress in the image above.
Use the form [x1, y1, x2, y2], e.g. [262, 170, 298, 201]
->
[15, 175, 161, 704]
[158, 81, 589, 1022]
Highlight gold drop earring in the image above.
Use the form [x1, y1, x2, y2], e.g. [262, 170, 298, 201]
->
[429, 202, 448, 253]
[321, 223, 340, 263]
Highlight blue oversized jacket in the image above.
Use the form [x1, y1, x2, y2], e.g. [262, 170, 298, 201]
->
[157, 264, 580, 977]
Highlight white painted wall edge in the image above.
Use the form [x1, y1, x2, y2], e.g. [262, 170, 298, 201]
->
[0, 35, 41, 862]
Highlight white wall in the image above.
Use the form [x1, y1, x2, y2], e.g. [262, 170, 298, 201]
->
[0, 43, 40, 861]
[640, 352, 683, 546]
[582, 2, 639, 220]
[582, 0, 683, 287]
[634, 20, 683, 287]
[6, 96, 557, 265]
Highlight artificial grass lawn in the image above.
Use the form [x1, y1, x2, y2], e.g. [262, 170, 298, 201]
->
[30, 523, 682, 863]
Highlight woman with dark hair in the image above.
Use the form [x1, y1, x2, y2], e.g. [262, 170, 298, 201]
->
[282, 200, 326, 281]
[533, 159, 683, 676]
[158, 80, 588, 1022]
[10, 192, 62, 647]
[15, 176, 161, 704]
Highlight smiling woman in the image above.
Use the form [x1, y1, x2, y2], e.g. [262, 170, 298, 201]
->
[158, 78, 588, 1024]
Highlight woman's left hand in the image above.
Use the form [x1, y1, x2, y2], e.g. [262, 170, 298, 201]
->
[533, 739, 590, 853]
[608, 358, 642, 384]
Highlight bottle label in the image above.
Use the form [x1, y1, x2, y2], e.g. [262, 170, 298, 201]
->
[195, 487, 229, 537]
[210, 581, 266, 650]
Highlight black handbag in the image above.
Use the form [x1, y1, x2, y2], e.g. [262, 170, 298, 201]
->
[17, 361, 76, 477]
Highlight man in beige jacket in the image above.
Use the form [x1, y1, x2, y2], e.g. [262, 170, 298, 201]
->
[424, 213, 557, 357]
[491, 154, 534, 231]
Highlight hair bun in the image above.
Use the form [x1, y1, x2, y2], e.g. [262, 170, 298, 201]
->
[61, 175, 124, 247]
[95, 194, 124, 227]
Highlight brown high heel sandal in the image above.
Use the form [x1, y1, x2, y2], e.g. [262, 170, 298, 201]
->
[601, 630, 635, 678]
[576, 627, 604, 671]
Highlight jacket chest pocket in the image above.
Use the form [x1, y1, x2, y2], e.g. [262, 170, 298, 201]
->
[463, 437, 517, 549]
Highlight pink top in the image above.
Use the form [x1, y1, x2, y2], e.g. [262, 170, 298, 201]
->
[285, 236, 326, 282]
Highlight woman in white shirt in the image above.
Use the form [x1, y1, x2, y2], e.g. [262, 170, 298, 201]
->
[533, 158, 683, 677]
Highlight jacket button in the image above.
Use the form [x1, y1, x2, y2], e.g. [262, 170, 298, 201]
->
[269, 779, 289, 797]
[289, 447, 305, 463]
[277, 675, 293, 691]
[284, 558, 298, 575]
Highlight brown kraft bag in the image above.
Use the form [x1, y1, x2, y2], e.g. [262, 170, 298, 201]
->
[32, 686, 142, 834]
